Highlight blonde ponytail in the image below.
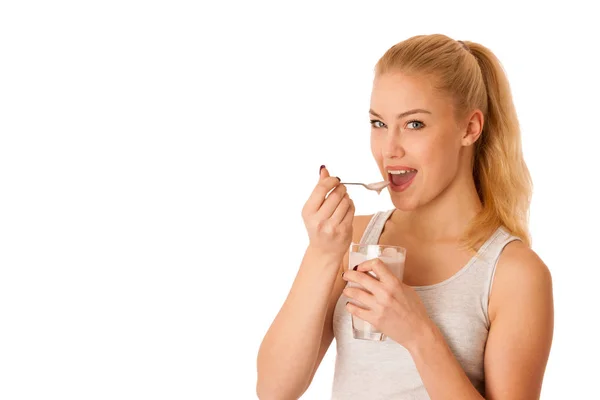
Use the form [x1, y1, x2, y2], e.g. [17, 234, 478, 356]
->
[463, 41, 532, 248]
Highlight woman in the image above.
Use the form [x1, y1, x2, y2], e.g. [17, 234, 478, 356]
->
[256, 34, 553, 399]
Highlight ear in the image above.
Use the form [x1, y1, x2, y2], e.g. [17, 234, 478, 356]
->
[461, 109, 484, 147]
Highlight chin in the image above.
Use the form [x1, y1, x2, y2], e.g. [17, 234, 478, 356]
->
[390, 195, 420, 211]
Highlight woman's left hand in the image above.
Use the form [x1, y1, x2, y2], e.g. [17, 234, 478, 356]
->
[342, 258, 433, 349]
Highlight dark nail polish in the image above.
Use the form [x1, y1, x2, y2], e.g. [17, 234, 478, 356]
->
[320, 165, 325, 173]
[341, 272, 345, 278]
[353, 265, 358, 271]
[336, 177, 341, 182]
[346, 301, 349, 306]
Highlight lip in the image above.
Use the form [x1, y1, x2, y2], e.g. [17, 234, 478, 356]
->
[385, 165, 417, 171]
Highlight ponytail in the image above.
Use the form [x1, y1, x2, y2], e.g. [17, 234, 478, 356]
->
[463, 41, 532, 248]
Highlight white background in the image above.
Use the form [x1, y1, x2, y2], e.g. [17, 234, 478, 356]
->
[1, 1, 599, 399]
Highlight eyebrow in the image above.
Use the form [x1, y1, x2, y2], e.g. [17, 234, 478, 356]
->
[369, 108, 432, 119]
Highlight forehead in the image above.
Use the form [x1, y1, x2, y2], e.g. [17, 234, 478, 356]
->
[370, 72, 452, 116]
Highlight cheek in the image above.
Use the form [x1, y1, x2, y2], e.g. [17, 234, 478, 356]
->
[422, 135, 461, 181]
[370, 133, 384, 163]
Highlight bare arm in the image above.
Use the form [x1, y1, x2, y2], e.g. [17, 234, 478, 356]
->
[256, 167, 357, 399]
[483, 242, 554, 399]
[407, 241, 554, 399]
[305, 214, 371, 386]
[304, 256, 346, 387]
[256, 247, 343, 399]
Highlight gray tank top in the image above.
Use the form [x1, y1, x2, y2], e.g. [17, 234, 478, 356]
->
[331, 210, 521, 399]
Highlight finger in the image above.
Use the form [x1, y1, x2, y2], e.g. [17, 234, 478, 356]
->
[346, 301, 371, 322]
[342, 268, 387, 298]
[343, 286, 376, 309]
[319, 164, 329, 180]
[356, 258, 398, 285]
[304, 176, 341, 215]
[341, 198, 355, 226]
[316, 183, 347, 219]
[329, 193, 351, 225]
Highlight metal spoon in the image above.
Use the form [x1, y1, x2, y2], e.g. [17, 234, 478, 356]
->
[340, 180, 390, 194]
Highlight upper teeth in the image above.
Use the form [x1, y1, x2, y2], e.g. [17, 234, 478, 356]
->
[388, 169, 415, 175]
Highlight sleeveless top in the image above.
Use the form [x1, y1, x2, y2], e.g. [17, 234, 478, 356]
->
[331, 209, 521, 399]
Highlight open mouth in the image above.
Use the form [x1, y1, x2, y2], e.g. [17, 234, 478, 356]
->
[387, 168, 418, 190]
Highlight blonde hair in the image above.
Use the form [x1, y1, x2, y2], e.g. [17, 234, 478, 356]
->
[375, 34, 532, 249]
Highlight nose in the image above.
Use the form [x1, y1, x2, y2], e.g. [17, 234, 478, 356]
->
[382, 128, 405, 159]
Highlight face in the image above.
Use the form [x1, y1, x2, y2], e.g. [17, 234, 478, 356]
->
[369, 72, 482, 210]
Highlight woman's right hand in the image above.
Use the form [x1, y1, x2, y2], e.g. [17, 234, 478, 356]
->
[301, 165, 355, 263]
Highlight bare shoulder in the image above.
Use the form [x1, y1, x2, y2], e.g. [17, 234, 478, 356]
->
[489, 240, 553, 322]
[332, 214, 374, 278]
[495, 240, 552, 289]
[352, 214, 373, 243]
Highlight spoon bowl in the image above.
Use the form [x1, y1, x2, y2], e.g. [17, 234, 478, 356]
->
[340, 180, 390, 194]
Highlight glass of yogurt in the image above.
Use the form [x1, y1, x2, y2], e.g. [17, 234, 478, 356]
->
[347, 243, 407, 341]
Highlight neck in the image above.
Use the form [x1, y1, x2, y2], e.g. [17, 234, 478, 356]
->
[392, 172, 482, 243]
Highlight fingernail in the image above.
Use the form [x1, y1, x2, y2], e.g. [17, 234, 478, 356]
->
[353, 265, 358, 271]
[336, 177, 341, 182]
[320, 165, 325, 173]
[341, 272, 345, 278]
[346, 301, 349, 306]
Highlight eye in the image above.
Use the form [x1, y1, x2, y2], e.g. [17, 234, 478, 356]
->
[370, 119, 386, 129]
[406, 120, 425, 130]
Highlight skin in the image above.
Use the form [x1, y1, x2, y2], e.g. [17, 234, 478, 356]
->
[256, 71, 553, 399]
